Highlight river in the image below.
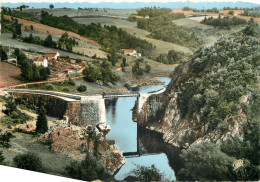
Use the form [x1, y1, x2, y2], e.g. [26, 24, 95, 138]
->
[105, 77, 175, 180]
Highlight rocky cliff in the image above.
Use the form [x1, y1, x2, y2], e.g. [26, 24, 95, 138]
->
[138, 29, 258, 149]
[139, 64, 249, 149]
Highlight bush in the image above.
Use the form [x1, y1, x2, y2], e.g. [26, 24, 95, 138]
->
[45, 83, 55, 90]
[0, 151, 5, 165]
[0, 132, 15, 148]
[13, 152, 45, 172]
[65, 156, 110, 181]
[129, 165, 164, 181]
[62, 87, 70, 92]
[178, 142, 235, 181]
[77, 85, 87, 92]
[67, 78, 75, 86]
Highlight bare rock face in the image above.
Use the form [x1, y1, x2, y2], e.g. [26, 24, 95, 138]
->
[16, 123, 36, 133]
[40, 125, 86, 152]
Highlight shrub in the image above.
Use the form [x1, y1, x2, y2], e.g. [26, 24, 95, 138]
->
[77, 85, 87, 92]
[178, 142, 235, 181]
[0, 132, 14, 148]
[145, 63, 151, 73]
[67, 78, 75, 86]
[65, 156, 110, 181]
[13, 152, 45, 172]
[62, 87, 70, 92]
[45, 83, 55, 90]
[134, 165, 163, 181]
[0, 151, 5, 165]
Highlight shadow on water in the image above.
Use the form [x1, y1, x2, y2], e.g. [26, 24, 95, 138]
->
[105, 77, 178, 180]
[138, 125, 183, 175]
[105, 98, 118, 124]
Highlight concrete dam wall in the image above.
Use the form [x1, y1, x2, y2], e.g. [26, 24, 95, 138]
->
[12, 92, 106, 126]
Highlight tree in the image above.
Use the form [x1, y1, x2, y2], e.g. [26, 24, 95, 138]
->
[20, 60, 33, 80]
[128, 165, 163, 181]
[14, 20, 22, 35]
[77, 85, 87, 92]
[49, 4, 54, 9]
[36, 106, 48, 133]
[178, 142, 235, 181]
[32, 64, 40, 81]
[83, 66, 100, 82]
[0, 46, 8, 60]
[3, 98, 18, 116]
[122, 57, 127, 67]
[44, 34, 56, 48]
[13, 152, 45, 172]
[145, 63, 151, 73]
[39, 66, 49, 80]
[0, 151, 5, 165]
[0, 132, 14, 148]
[65, 155, 110, 181]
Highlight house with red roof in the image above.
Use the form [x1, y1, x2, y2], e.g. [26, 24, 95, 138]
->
[44, 50, 60, 60]
[33, 56, 48, 67]
[122, 49, 141, 57]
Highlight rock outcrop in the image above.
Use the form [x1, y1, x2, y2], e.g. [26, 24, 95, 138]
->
[40, 124, 125, 174]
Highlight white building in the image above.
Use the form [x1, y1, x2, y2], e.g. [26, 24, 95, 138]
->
[33, 56, 48, 67]
[122, 49, 141, 57]
[44, 50, 60, 60]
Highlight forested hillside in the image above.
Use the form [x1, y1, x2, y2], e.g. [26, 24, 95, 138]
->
[135, 7, 202, 49]
[1, 8, 153, 54]
[39, 11, 153, 53]
[175, 19, 260, 180]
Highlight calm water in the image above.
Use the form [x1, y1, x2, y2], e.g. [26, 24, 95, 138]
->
[105, 77, 175, 180]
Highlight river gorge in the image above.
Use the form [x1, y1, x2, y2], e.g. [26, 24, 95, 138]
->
[105, 77, 179, 180]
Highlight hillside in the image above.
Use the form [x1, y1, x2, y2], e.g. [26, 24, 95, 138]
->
[138, 20, 260, 180]
[4, 15, 100, 47]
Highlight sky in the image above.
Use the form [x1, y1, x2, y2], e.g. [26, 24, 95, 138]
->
[1, 0, 259, 4]
[1, 1, 260, 9]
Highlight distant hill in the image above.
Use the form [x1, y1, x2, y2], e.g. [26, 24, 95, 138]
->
[2, 1, 260, 10]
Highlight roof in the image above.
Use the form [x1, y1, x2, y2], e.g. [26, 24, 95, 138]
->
[46, 50, 59, 54]
[45, 51, 59, 58]
[33, 56, 47, 61]
[122, 49, 136, 53]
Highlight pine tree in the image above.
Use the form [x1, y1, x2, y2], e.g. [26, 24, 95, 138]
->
[36, 106, 48, 133]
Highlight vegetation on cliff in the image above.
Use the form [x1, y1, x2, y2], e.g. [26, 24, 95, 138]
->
[176, 20, 260, 180]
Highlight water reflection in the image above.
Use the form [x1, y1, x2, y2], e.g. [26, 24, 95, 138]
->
[105, 77, 175, 180]
[105, 98, 118, 123]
